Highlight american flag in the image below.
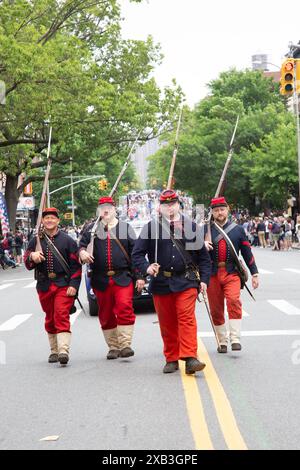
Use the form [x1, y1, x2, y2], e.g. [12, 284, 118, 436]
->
[0, 191, 9, 236]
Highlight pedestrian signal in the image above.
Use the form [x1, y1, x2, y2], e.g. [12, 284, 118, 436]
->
[280, 59, 295, 95]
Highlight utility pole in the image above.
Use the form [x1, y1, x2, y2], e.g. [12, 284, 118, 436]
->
[290, 42, 300, 211]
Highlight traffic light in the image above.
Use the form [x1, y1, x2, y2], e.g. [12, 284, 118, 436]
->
[296, 60, 300, 94]
[23, 182, 32, 196]
[280, 59, 295, 95]
[98, 179, 108, 191]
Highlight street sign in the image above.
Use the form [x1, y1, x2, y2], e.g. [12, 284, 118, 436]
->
[64, 200, 72, 204]
[67, 205, 77, 210]
[64, 213, 73, 220]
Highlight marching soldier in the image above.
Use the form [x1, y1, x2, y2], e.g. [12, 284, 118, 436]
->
[132, 189, 211, 375]
[205, 197, 259, 353]
[24, 208, 82, 365]
[79, 196, 145, 360]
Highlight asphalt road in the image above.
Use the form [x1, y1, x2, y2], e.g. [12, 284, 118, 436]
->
[1, 247, 300, 450]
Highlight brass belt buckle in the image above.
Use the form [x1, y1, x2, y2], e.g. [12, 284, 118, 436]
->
[163, 271, 172, 278]
[107, 270, 116, 276]
[48, 272, 57, 279]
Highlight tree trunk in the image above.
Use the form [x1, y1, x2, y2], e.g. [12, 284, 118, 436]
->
[5, 174, 20, 232]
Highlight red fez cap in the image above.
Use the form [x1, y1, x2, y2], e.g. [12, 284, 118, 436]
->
[210, 196, 228, 208]
[159, 189, 179, 204]
[42, 207, 60, 218]
[98, 196, 115, 206]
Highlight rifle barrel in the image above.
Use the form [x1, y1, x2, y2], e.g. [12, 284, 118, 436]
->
[167, 106, 183, 189]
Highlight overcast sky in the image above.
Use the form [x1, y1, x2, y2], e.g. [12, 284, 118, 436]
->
[120, 0, 300, 106]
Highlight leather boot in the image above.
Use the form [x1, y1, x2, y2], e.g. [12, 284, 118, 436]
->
[215, 324, 228, 354]
[185, 357, 206, 375]
[48, 333, 58, 363]
[229, 319, 242, 351]
[102, 328, 120, 360]
[163, 361, 179, 374]
[57, 332, 71, 365]
[117, 325, 134, 358]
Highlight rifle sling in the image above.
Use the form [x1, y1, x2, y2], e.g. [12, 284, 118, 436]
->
[212, 222, 244, 275]
[43, 233, 71, 276]
[159, 218, 198, 271]
[214, 222, 237, 243]
[107, 228, 131, 265]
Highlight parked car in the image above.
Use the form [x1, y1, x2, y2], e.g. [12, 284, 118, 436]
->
[85, 271, 154, 316]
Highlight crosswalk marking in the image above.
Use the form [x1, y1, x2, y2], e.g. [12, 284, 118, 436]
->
[268, 300, 300, 316]
[0, 283, 14, 290]
[0, 314, 32, 331]
[284, 268, 300, 274]
[70, 310, 82, 326]
[2, 278, 32, 283]
[259, 268, 274, 274]
[199, 330, 300, 337]
[23, 281, 36, 289]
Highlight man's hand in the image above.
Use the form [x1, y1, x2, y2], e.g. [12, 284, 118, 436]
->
[79, 249, 94, 264]
[204, 241, 214, 251]
[252, 275, 259, 290]
[135, 279, 145, 294]
[200, 282, 207, 294]
[67, 286, 77, 297]
[30, 251, 45, 264]
[147, 263, 160, 277]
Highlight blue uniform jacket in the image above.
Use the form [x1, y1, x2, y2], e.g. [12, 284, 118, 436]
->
[79, 220, 141, 291]
[209, 221, 259, 276]
[24, 230, 82, 292]
[131, 216, 211, 295]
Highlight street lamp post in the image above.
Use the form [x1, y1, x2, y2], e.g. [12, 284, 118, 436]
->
[70, 157, 75, 226]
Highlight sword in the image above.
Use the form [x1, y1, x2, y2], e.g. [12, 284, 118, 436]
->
[76, 296, 88, 316]
[199, 291, 221, 349]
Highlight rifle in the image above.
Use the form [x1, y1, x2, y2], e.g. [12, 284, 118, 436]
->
[34, 126, 53, 252]
[205, 115, 239, 243]
[86, 131, 142, 258]
[152, 107, 183, 275]
[167, 106, 183, 189]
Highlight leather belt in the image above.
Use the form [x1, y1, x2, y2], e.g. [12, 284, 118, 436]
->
[36, 272, 67, 281]
[218, 262, 226, 267]
[162, 270, 185, 278]
[107, 270, 116, 276]
[106, 269, 128, 277]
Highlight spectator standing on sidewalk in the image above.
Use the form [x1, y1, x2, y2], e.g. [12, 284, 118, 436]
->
[257, 218, 267, 248]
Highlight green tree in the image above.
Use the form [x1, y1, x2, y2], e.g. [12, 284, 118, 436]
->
[248, 118, 298, 208]
[0, 0, 182, 229]
[148, 68, 294, 212]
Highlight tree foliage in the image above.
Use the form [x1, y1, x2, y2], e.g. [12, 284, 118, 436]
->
[0, 0, 183, 228]
[148, 69, 297, 212]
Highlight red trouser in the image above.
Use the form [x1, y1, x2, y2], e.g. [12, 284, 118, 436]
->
[38, 284, 74, 334]
[207, 267, 242, 326]
[153, 288, 198, 362]
[94, 279, 135, 330]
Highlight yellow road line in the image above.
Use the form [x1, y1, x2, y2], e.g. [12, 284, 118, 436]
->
[197, 337, 248, 450]
[179, 361, 214, 450]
